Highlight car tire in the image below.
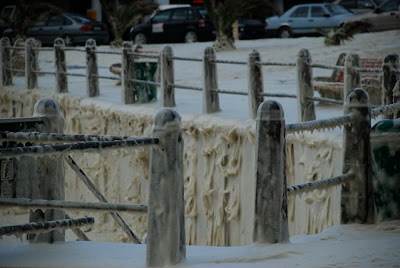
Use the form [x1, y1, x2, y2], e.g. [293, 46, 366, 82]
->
[62, 35, 73, 46]
[184, 31, 197, 43]
[278, 27, 291, 38]
[133, 33, 147, 45]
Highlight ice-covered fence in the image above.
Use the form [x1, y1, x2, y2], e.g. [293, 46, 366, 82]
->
[0, 97, 185, 267]
[1, 37, 399, 122]
[253, 88, 400, 243]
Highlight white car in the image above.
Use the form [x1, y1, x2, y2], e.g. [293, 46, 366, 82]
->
[265, 3, 356, 38]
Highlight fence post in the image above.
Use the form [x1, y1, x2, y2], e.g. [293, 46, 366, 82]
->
[344, 53, 360, 97]
[25, 38, 38, 90]
[0, 37, 12, 86]
[31, 97, 65, 243]
[341, 88, 374, 224]
[122, 41, 136, 104]
[382, 54, 399, 119]
[394, 80, 400, 119]
[86, 39, 99, 97]
[160, 46, 175, 107]
[202, 47, 220, 114]
[253, 100, 289, 244]
[147, 108, 185, 266]
[248, 50, 264, 119]
[54, 38, 68, 93]
[296, 49, 315, 122]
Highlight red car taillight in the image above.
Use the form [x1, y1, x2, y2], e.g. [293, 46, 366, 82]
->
[198, 19, 205, 27]
[81, 24, 94, 31]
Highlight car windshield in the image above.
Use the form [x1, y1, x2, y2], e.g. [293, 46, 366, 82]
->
[325, 4, 352, 15]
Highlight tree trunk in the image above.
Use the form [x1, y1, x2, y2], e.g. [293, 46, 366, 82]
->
[213, 34, 236, 52]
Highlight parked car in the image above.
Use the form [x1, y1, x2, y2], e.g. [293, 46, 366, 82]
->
[3, 13, 109, 46]
[345, 0, 400, 31]
[264, 3, 356, 38]
[324, 0, 376, 13]
[238, 18, 266, 40]
[129, 5, 215, 44]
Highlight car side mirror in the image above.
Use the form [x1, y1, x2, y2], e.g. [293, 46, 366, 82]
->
[323, 13, 331, 18]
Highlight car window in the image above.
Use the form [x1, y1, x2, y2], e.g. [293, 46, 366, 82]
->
[153, 10, 172, 23]
[33, 21, 46, 27]
[171, 9, 188, 21]
[311, 6, 327, 17]
[325, 4, 351, 15]
[47, 16, 64, 26]
[380, 0, 397, 11]
[289, 7, 309, 18]
[69, 14, 92, 23]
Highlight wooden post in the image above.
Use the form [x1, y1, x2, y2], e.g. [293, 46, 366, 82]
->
[54, 38, 68, 93]
[382, 54, 399, 119]
[341, 88, 374, 224]
[85, 39, 99, 97]
[25, 38, 38, 89]
[0, 37, 12, 86]
[344, 53, 360, 97]
[296, 49, 315, 122]
[203, 47, 220, 114]
[253, 100, 289, 244]
[122, 41, 136, 104]
[147, 108, 185, 266]
[160, 46, 175, 107]
[393, 80, 400, 119]
[30, 97, 65, 243]
[248, 50, 264, 119]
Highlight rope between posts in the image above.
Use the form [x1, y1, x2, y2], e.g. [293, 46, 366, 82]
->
[33, 70, 56, 75]
[287, 173, 355, 195]
[0, 131, 142, 143]
[0, 197, 148, 213]
[4, 46, 24, 50]
[63, 72, 86, 77]
[95, 74, 121, 80]
[32, 47, 54, 52]
[95, 50, 122, 55]
[65, 155, 141, 244]
[0, 217, 95, 237]
[356, 67, 381, 73]
[308, 96, 343, 105]
[371, 102, 400, 118]
[130, 78, 160, 86]
[172, 56, 202, 62]
[286, 114, 356, 134]
[171, 83, 202, 91]
[212, 89, 248, 96]
[309, 63, 344, 71]
[262, 92, 297, 98]
[129, 52, 159, 59]
[7, 68, 25, 73]
[0, 138, 158, 157]
[256, 61, 296, 67]
[213, 59, 247, 65]
[64, 48, 86, 52]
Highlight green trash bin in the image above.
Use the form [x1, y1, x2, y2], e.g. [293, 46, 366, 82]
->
[371, 119, 400, 221]
[135, 60, 158, 103]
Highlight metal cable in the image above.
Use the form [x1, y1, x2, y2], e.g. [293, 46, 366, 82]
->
[129, 52, 159, 59]
[33, 71, 55, 75]
[130, 78, 160, 86]
[95, 50, 122, 55]
[7, 68, 25, 73]
[32, 47, 54, 52]
[308, 96, 343, 105]
[309, 63, 344, 70]
[262, 92, 297, 98]
[172, 83, 202, 91]
[64, 48, 86, 52]
[63, 72, 86, 77]
[94, 74, 121, 80]
[172, 56, 202, 62]
[257, 61, 296, 67]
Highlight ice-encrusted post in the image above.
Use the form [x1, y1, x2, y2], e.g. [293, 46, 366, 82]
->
[0, 37, 12, 86]
[160, 46, 175, 107]
[147, 108, 185, 266]
[25, 38, 38, 89]
[248, 50, 264, 119]
[344, 53, 360, 97]
[85, 39, 99, 97]
[122, 41, 135, 104]
[341, 88, 374, 224]
[203, 47, 220, 113]
[30, 97, 65, 243]
[253, 100, 289, 244]
[394, 80, 400, 119]
[296, 49, 315, 122]
[54, 38, 68, 93]
[382, 54, 399, 119]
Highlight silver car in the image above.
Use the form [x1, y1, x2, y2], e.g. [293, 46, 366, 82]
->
[9, 13, 110, 46]
[265, 4, 356, 38]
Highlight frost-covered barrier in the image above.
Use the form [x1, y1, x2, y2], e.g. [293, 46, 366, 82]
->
[0, 88, 342, 246]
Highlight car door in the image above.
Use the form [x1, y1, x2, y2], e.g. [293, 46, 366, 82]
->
[41, 15, 67, 44]
[27, 20, 47, 43]
[310, 6, 333, 32]
[374, 0, 400, 31]
[165, 9, 189, 42]
[287, 6, 310, 34]
[150, 9, 173, 42]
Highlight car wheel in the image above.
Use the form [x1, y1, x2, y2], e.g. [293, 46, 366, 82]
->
[134, 33, 147, 45]
[184, 31, 197, 43]
[278, 27, 291, 38]
[62, 35, 73, 46]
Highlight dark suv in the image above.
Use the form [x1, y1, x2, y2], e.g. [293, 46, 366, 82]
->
[129, 5, 215, 44]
